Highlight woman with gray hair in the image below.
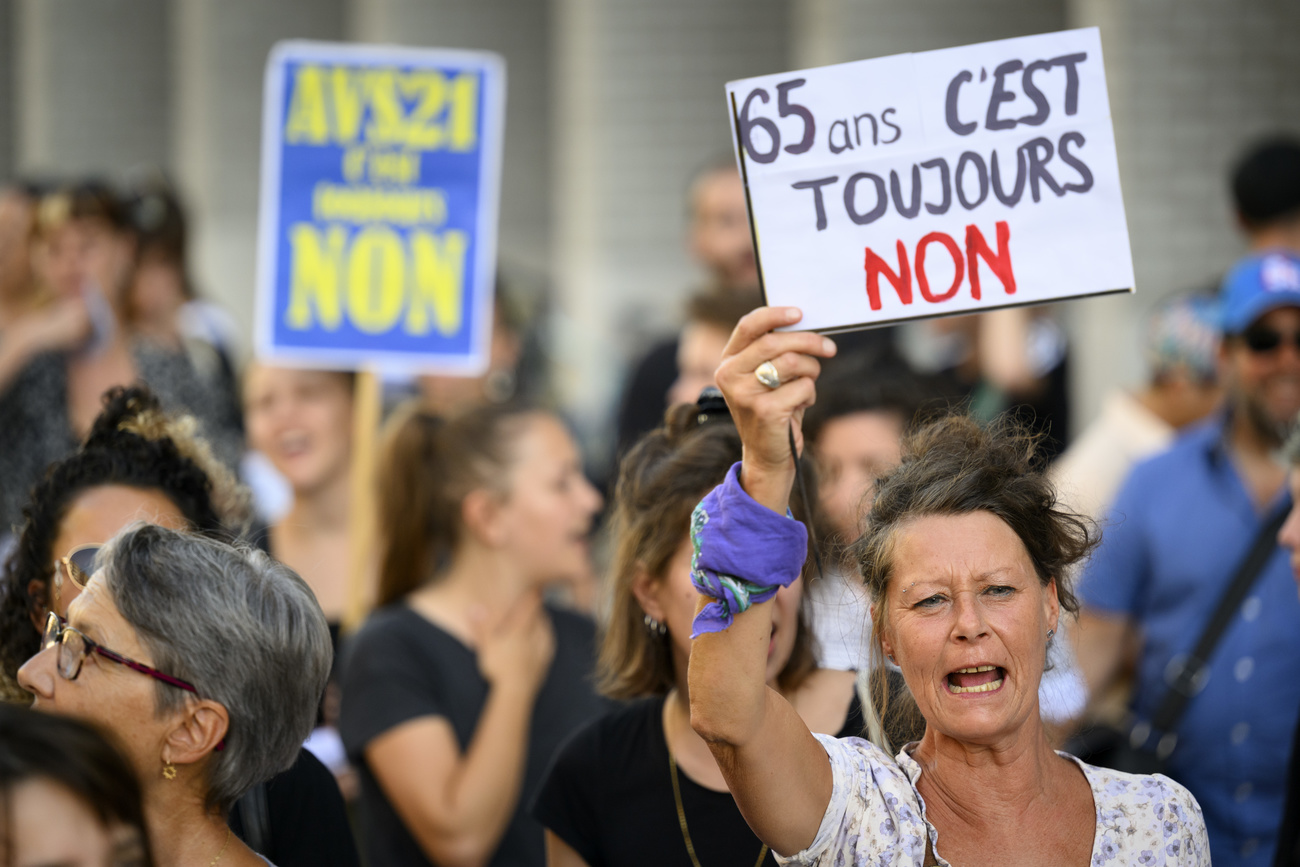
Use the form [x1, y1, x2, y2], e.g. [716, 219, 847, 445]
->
[19, 522, 332, 867]
[3, 384, 356, 865]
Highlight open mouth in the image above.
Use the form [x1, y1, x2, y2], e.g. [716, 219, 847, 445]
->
[277, 432, 312, 459]
[946, 665, 1005, 694]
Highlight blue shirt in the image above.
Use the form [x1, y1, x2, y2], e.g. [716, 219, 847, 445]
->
[1082, 416, 1300, 867]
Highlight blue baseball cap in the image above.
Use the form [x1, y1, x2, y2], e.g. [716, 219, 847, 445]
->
[1220, 250, 1300, 335]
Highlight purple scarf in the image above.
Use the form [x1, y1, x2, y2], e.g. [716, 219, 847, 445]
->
[689, 463, 808, 637]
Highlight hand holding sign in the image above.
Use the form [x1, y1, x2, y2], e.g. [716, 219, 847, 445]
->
[728, 28, 1133, 333]
[715, 306, 837, 514]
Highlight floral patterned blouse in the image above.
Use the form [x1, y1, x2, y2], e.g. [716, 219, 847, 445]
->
[777, 734, 1209, 866]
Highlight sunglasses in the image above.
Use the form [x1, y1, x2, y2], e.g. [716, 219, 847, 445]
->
[51, 544, 101, 615]
[40, 610, 198, 694]
[56, 544, 100, 590]
[1242, 327, 1300, 354]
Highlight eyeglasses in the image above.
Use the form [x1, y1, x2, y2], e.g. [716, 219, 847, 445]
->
[40, 611, 197, 694]
[1242, 326, 1300, 354]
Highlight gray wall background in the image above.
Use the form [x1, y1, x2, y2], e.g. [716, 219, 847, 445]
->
[2, 0, 1297, 455]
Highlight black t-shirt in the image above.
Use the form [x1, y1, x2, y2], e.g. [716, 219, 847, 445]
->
[532, 692, 865, 867]
[339, 603, 608, 867]
[229, 748, 359, 867]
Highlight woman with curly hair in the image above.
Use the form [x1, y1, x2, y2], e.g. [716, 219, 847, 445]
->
[1, 385, 358, 867]
[0, 386, 237, 699]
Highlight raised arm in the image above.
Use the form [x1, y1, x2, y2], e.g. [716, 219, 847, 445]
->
[687, 307, 839, 857]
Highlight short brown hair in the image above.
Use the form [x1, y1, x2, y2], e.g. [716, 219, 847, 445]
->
[34, 180, 131, 239]
[684, 286, 763, 333]
[850, 413, 1096, 738]
[599, 403, 819, 699]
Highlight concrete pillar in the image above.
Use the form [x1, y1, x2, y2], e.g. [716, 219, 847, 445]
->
[172, 0, 346, 352]
[15, 0, 170, 177]
[348, 0, 553, 280]
[1066, 0, 1300, 431]
[793, 0, 1067, 67]
[552, 0, 790, 447]
[0, 0, 15, 182]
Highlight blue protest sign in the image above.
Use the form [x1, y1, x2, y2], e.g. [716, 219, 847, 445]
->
[256, 41, 505, 372]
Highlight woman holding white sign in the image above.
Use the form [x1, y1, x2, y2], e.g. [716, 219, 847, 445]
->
[686, 307, 1209, 865]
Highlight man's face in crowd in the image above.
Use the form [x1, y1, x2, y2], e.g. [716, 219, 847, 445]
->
[814, 410, 905, 544]
[688, 168, 757, 291]
[667, 321, 731, 408]
[1221, 306, 1300, 444]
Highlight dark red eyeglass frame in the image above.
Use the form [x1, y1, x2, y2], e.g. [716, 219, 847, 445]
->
[40, 571, 227, 752]
[43, 610, 198, 693]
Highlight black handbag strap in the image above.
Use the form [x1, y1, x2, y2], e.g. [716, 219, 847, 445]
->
[1148, 504, 1289, 738]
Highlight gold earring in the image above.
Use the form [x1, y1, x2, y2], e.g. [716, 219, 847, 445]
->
[162, 761, 177, 781]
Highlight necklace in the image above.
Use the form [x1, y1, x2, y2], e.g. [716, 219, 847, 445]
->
[669, 753, 769, 867]
[209, 827, 231, 867]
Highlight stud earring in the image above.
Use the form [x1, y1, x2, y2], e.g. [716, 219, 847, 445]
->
[162, 761, 177, 781]
[643, 614, 667, 636]
[1047, 628, 1056, 643]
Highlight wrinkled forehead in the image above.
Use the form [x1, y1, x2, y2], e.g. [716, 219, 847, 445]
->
[65, 571, 122, 640]
[66, 572, 168, 687]
[891, 565, 1029, 599]
[883, 512, 1038, 592]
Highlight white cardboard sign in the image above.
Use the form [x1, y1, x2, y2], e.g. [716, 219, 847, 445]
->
[727, 27, 1133, 332]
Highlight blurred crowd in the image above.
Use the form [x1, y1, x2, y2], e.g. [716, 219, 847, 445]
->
[2, 133, 1300, 867]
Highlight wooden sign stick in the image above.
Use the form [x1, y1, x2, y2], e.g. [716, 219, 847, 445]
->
[344, 369, 382, 633]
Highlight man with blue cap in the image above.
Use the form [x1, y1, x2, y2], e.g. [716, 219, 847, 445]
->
[1075, 250, 1300, 867]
